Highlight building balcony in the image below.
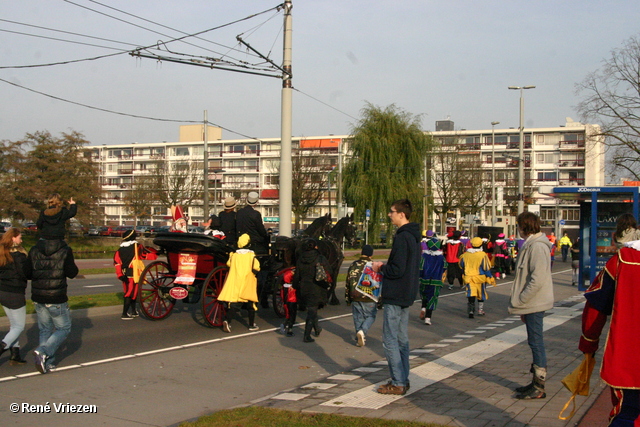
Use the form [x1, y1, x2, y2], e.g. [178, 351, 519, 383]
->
[506, 142, 532, 149]
[559, 140, 585, 150]
[558, 160, 585, 168]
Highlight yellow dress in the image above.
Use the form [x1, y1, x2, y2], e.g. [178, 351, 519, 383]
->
[459, 249, 496, 299]
[218, 249, 260, 305]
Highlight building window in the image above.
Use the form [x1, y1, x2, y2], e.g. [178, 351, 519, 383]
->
[174, 147, 190, 156]
[536, 153, 556, 164]
[537, 171, 557, 181]
[561, 209, 580, 221]
[265, 175, 279, 185]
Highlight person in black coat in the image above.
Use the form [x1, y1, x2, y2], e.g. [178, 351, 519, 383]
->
[36, 193, 77, 240]
[292, 238, 331, 343]
[218, 197, 238, 248]
[25, 238, 78, 374]
[235, 192, 269, 255]
[0, 228, 29, 365]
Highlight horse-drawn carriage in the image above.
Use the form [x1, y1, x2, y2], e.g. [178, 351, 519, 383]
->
[136, 214, 357, 326]
[136, 232, 232, 326]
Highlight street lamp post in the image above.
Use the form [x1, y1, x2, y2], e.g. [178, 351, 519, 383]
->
[508, 85, 535, 214]
[327, 166, 336, 220]
[491, 121, 500, 226]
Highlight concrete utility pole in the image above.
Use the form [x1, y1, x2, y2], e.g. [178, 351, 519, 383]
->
[279, 0, 293, 237]
[508, 85, 535, 214]
[491, 121, 499, 226]
[203, 110, 209, 221]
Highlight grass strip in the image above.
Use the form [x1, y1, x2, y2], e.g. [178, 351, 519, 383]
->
[0, 292, 124, 317]
[179, 407, 446, 427]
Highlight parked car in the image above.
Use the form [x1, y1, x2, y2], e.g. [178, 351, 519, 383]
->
[98, 226, 114, 236]
[0, 222, 12, 233]
[87, 226, 101, 236]
[111, 226, 134, 238]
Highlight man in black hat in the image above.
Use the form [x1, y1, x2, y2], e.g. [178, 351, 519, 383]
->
[236, 192, 269, 255]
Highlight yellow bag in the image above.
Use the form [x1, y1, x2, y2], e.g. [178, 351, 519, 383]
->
[558, 353, 596, 420]
[132, 243, 146, 283]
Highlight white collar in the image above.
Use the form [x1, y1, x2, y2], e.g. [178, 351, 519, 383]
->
[623, 240, 640, 251]
[120, 240, 138, 247]
[467, 247, 483, 253]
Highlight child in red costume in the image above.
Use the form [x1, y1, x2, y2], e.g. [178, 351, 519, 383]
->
[114, 229, 157, 320]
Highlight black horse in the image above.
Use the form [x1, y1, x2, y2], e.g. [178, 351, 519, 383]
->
[316, 214, 356, 305]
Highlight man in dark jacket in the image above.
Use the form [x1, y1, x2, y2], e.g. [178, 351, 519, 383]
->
[236, 192, 269, 255]
[373, 199, 421, 396]
[25, 239, 78, 374]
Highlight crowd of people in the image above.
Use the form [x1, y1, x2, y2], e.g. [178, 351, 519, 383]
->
[1, 193, 638, 425]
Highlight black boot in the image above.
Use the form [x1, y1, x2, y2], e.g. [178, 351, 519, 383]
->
[303, 320, 315, 343]
[313, 319, 322, 337]
[516, 365, 546, 399]
[9, 347, 27, 365]
[129, 299, 139, 317]
[467, 298, 475, 318]
[515, 364, 535, 393]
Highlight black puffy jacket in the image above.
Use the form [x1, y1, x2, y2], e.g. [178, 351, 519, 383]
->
[26, 239, 78, 304]
[0, 251, 28, 295]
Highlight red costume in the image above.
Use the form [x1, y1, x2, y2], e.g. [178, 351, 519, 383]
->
[579, 246, 640, 425]
[114, 240, 157, 308]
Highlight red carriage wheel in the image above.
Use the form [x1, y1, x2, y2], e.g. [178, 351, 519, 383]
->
[137, 261, 175, 320]
[201, 265, 229, 327]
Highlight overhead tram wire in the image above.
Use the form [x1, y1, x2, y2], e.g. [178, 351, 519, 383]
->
[292, 87, 359, 122]
[0, 77, 263, 142]
[62, 0, 281, 63]
[84, 0, 284, 61]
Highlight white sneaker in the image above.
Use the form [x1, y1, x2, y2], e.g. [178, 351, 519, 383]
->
[448, 285, 453, 290]
[424, 317, 431, 325]
[356, 330, 366, 347]
[222, 320, 231, 333]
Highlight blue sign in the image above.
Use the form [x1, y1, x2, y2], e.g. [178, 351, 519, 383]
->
[365, 209, 371, 219]
[559, 219, 566, 226]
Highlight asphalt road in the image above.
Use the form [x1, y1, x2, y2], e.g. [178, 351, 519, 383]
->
[0, 261, 580, 426]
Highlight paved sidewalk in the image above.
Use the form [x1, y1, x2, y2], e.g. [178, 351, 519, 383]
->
[249, 293, 609, 427]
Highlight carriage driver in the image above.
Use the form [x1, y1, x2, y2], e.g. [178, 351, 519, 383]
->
[236, 192, 270, 307]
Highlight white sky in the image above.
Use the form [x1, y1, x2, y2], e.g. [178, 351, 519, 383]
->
[1, 1, 638, 147]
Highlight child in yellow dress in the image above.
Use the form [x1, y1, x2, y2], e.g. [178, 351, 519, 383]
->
[459, 237, 495, 318]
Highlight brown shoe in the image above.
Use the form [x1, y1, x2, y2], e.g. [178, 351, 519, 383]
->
[377, 383, 406, 395]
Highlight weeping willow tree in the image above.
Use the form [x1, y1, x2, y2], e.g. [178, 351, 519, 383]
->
[344, 103, 433, 245]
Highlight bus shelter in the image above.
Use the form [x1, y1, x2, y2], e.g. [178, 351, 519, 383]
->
[538, 186, 640, 290]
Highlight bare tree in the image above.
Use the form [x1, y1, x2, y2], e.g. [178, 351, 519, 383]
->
[577, 34, 640, 180]
[123, 175, 157, 226]
[150, 158, 203, 211]
[269, 148, 327, 230]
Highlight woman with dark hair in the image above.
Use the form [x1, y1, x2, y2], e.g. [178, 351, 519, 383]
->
[509, 212, 554, 399]
[613, 213, 640, 249]
[0, 228, 28, 364]
[292, 238, 331, 343]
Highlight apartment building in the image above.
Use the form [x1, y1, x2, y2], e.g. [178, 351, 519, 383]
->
[90, 119, 604, 236]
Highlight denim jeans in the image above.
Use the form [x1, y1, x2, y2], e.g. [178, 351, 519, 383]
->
[382, 304, 410, 387]
[523, 311, 546, 367]
[352, 301, 377, 335]
[34, 302, 72, 365]
[2, 305, 26, 348]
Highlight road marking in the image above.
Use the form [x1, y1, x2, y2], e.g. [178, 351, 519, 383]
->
[320, 303, 583, 410]
[84, 285, 115, 288]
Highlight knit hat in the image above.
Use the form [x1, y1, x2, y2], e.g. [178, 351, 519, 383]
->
[361, 245, 374, 257]
[123, 229, 136, 241]
[238, 233, 250, 248]
[247, 192, 259, 205]
[223, 197, 237, 209]
[470, 237, 483, 248]
[426, 230, 435, 238]
[427, 239, 441, 251]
